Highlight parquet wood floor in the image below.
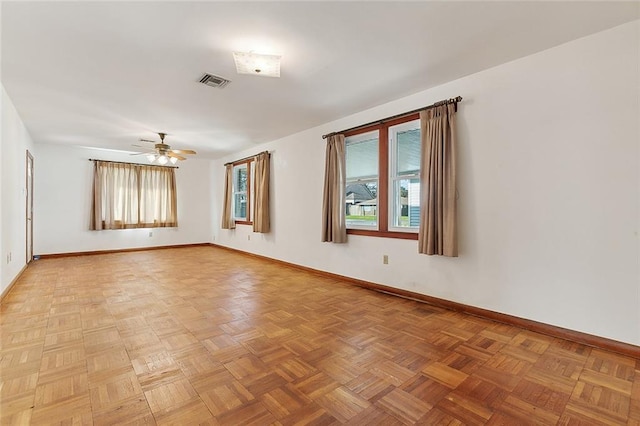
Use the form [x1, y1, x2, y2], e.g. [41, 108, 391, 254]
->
[1, 246, 638, 425]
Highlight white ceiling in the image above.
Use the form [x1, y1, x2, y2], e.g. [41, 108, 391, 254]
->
[2, 2, 638, 158]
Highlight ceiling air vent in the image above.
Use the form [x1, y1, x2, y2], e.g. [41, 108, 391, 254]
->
[199, 73, 231, 89]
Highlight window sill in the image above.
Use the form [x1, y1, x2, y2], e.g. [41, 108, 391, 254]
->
[347, 229, 418, 240]
[234, 220, 253, 226]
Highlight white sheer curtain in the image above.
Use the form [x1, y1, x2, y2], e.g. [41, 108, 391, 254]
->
[91, 161, 177, 230]
[139, 165, 177, 227]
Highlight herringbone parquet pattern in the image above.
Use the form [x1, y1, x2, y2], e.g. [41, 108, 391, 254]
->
[1, 246, 638, 425]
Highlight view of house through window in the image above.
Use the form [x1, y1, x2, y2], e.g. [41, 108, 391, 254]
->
[345, 130, 379, 228]
[344, 115, 421, 238]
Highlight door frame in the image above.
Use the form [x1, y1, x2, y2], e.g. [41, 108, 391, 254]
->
[26, 150, 34, 263]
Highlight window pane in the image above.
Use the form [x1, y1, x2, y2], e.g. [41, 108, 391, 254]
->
[234, 165, 247, 191]
[249, 161, 255, 221]
[346, 131, 379, 179]
[233, 163, 248, 220]
[234, 193, 247, 219]
[392, 178, 420, 228]
[397, 128, 420, 175]
[346, 180, 377, 228]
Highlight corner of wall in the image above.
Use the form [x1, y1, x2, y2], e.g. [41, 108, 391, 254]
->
[1, 83, 35, 295]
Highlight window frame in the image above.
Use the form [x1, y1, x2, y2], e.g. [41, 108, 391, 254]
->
[232, 159, 254, 225]
[388, 119, 421, 234]
[344, 113, 420, 240]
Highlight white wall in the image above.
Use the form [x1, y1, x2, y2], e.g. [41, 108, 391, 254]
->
[35, 144, 212, 254]
[213, 21, 640, 345]
[1, 84, 35, 295]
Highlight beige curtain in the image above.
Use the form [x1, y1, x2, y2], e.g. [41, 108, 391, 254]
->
[321, 134, 347, 243]
[253, 152, 270, 233]
[139, 165, 178, 227]
[91, 162, 103, 230]
[91, 161, 138, 230]
[221, 164, 236, 229]
[418, 104, 458, 256]
[91, 161, 177, 230]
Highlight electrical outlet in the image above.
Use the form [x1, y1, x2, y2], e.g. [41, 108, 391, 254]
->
[148, 231, 153, 237]
[9, 252, 11, 262]
[383, 255, 389, 265]
[247, 234, 251, 241]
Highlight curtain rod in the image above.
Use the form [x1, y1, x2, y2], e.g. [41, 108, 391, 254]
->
[322, 96, 462, 139]
[224, 150, 270, 166]
[88, 159, 179, 169]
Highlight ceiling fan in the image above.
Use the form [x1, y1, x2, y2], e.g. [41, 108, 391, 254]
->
[132, 132, 197, 165]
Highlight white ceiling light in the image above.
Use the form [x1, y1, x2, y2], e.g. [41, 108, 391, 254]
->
[146, 153, 178, 165]
[233, 52, 281, 78]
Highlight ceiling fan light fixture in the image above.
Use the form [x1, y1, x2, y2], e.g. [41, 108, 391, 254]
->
[134, 133, 196, 165]
[233, 51, 281, 78]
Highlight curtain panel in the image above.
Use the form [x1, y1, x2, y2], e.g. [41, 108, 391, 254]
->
[138, 165, 177, 227]
[418, 104, 458, 256]
[253, 152, 271, 233]
[321, 134, 347, 243]
[91, 161, 177, 230]
[221, 164, 236, 229]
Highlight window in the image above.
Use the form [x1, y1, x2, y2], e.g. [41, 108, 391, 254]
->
[233, 163, 248, 221]
[346, 130, 379, 229]
[91, 161, 177, 230]
[232, 160, 254, 224]
[344, 114, 420, 239]
[390, 120, 421, 231]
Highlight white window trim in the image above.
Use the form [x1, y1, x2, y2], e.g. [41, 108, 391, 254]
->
[388, 119, 420, 233]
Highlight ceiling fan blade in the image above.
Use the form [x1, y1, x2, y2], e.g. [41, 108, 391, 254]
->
[167, 152, 186, 161]
[139, 139, 156, 143]
[171, 149, 197, 155]
[130, 152, 149, 156]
